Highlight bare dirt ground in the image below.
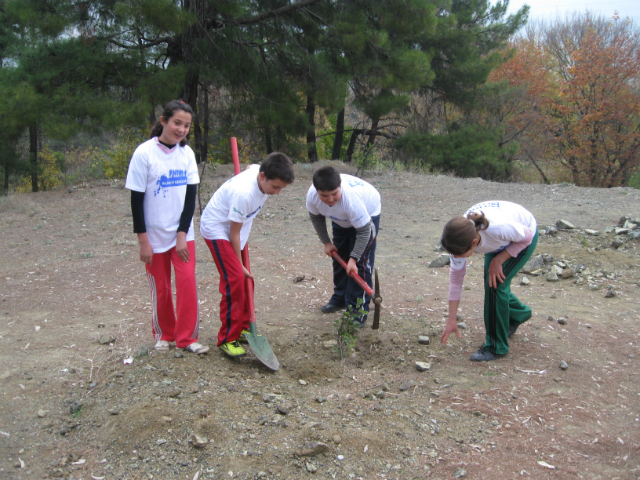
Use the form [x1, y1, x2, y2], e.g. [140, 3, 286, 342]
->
[1, 163, 639, 480]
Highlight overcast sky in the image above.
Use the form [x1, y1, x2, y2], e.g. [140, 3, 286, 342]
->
[505, 0, 640, 27]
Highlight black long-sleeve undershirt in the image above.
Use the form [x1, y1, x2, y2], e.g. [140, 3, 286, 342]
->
[131, 190, 146, 234]
[178, 184, 197, 233]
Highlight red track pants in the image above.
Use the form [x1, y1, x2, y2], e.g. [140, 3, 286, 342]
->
[145, 241, 199, 348]
[205, 239, 251, 346]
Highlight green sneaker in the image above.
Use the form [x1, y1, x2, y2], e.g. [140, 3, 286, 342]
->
[238, 329, 262, 343]
[219, 341, 246, 358]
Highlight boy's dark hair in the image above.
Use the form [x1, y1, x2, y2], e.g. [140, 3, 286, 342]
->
[312, 166, 341, 192]
[440, 213, 490, 255]
[260, 152, 295, 184]
[150, 100, 194, 147]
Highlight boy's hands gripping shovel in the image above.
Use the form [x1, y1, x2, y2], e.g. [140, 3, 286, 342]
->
[330, 251, 382, 329]
[231, 137, 280, 371]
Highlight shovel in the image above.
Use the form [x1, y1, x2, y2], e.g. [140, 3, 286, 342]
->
[330, 251, 382, 329]
[230, 137, 280, 371]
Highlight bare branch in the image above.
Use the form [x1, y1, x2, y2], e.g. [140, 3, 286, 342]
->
[232, 0, 325, 26]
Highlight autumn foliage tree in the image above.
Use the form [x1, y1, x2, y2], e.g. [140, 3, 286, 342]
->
[486, 36, 557, 183]
[490, 15, 640, 187]
[547, 18, 640, 187]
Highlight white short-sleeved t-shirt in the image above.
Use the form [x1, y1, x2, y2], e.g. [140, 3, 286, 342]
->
[200, 164, 266, 249]
[125, 138, 199, 253]
[450, 200, 537, 271]
[306, 174, 381, 229]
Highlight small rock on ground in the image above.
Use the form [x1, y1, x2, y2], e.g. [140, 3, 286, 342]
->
[429, 255, 450, 268]
[415, 362, 431, 372]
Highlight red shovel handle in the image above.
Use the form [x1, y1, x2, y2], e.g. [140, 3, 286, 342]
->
[230, 137, 257, 324]
[330, 251, 373, 296]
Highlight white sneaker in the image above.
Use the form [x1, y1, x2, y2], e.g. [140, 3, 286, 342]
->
[185, 342, 209, 354]
[154, 340, 170, 351]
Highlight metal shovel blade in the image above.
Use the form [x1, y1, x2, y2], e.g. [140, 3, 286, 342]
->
[244, 322, 280, 371]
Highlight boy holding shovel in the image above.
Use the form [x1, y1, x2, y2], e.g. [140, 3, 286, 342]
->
[200, 153, 295, 358]
[306, 166, 381, 328]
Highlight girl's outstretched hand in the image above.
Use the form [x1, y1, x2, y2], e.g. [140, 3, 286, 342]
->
[441, 319, 461, 345]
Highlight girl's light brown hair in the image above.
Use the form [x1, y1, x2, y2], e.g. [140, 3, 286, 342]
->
[440, 212, 490, 255]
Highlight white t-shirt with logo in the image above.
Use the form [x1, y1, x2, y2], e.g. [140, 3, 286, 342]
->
[306, 174, 381, 228]
[125, 138, 199, 253]
[200, 164, 266, 249]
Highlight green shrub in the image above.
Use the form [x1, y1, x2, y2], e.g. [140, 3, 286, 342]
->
[104, 130, 146, 179]
[334, 298, 365, 360]
[15, 146, 63, 193]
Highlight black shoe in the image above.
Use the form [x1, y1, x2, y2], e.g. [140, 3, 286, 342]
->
[470, 347, 505, 362]
[507, 323, 520, 338]
[320, 303, 345, 314]
[508, 323, 518, 338]
[508, 318, 529, 338]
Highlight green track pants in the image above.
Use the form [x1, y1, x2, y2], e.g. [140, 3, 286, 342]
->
[482, 232, 538, 355]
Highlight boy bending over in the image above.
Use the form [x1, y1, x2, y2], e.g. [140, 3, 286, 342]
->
[306, 166, 381, 327]
[201, 153, 294, 358]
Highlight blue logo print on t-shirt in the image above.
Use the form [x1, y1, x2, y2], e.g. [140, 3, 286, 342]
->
[155, 169, 188, 197]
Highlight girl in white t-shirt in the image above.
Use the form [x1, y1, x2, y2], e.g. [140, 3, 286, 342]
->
[439, 201, 538, 361]
[125, 100, 208, 354]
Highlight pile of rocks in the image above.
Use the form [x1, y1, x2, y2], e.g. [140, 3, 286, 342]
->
[548, 216, 640, 249]
[520, 253, 581, 283]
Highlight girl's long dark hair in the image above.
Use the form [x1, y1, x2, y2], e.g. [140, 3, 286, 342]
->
[440, 212, 490, 255]
[150, 100, 194, 147]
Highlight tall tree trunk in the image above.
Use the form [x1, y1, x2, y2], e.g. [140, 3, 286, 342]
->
[178, 0, 205, 119]
[195, 86, 210, 215]
[149, 101, 156, 126]
[4, 162, 9, 196]
[306, 92, 318, 163]
[29, 124, 38, 193]
[331, 108, 345, 160]
[367, 118, 379, 147]
[182, 70, 199, 115]
[265, 129, 273, 154]
[276, 126, 284, 151]
[192, 80, 202, 164]
[345, 130, 363, 163]
[200, 85, 209, 165]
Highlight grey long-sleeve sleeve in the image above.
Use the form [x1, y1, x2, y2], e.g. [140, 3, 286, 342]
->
[309, 213, 331, 245]
[351, 220, 376, 261]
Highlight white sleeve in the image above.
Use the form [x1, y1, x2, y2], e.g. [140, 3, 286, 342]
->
[227, 192, 253, 224]
[186, 147, 199, 184]
[449, 255, 467, 271]
[306, 187, 321, 215]
[124, 148, 148, 193]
